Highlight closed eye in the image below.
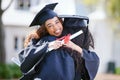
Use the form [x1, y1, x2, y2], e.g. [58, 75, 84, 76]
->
[55, 20, 60, 24]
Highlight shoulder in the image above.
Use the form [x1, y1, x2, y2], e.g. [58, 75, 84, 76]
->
[41, 35, 57, 42]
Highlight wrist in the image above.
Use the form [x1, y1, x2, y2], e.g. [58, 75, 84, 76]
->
[74, 45, 83, 54]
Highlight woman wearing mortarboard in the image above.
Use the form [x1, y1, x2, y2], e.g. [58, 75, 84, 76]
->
[18, 3, 99, 80]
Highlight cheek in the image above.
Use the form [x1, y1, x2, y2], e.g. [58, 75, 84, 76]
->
[61, 24, 63, 30]
[46, 28, 54, 34]
[58, 24, 63, 31]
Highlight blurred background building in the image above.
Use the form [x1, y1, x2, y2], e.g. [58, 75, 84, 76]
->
[1, 0, 120, 75]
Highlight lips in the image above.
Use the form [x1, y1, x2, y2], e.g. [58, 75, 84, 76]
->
[54, 29, 62, 36]
[55, 30, 60, 34]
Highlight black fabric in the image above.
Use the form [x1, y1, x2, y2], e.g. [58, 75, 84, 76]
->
[63, 18, 88, 28]
[59, 15, 89, 28]
[19, 36, 99, 80]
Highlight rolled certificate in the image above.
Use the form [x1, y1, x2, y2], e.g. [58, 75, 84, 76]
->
[48, 30, 83, 51]
[70, 30, 83, 40]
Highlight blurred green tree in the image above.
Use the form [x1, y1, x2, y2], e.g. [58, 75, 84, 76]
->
[82, 0, 99, 12]
[82, 0, 120, 21]
[106, 0, 120, 22]
[0, 0, 13, 63]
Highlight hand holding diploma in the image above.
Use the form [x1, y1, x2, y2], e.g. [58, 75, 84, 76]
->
[48, 30, 83, 51]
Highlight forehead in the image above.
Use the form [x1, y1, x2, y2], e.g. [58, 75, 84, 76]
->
[45, 17, 58, 24]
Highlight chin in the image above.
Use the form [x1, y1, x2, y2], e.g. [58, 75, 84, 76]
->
[54, 33, 61, 37]
[55, 35, 60, 37]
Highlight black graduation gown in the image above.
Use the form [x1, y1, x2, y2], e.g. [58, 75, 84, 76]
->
[19, 35, 99, 80]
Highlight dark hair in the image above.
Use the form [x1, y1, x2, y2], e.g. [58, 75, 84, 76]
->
[36, 24, 48, 38]
[62, 26, 94, 49]
[62, 26, 94, 80]
[75, 27, 94, 80]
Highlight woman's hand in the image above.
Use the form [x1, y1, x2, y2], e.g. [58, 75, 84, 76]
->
[64, 41, 83, 54]
[24, 30, 40, 48]
[48, 40, 63, 51]
[48, 40, 83, 54]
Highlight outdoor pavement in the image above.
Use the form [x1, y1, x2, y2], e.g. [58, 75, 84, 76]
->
[95, 73, 120, 80]
[0, 73, 120, 80]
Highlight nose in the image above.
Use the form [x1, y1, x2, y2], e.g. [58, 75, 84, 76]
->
[53, 25, 59, 30]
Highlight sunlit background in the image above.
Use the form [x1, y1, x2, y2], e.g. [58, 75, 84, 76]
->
[0, 0, 120, 79]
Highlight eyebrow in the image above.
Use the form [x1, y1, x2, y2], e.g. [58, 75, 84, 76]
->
[46, 23, 52, 27]
[46, 19, 59, 27]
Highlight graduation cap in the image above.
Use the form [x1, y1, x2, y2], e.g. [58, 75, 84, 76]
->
[59, 15, 89, 28]
[29, 3, 58, 27]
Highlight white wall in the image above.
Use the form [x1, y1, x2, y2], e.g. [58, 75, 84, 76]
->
[89, 18, 114, 73]
[30, 0, 76, 15]
[4, 25, 33, 63]
[114, 35, 120, 67]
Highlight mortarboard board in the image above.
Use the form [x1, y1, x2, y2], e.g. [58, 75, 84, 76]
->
[59, 15, 89, 28]
[29, 3, 58, 27]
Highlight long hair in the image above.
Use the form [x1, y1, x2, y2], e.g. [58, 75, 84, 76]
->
[62, 26, 94, 80]
[36, 24, 48, 38]
[74, 27, 94, 80]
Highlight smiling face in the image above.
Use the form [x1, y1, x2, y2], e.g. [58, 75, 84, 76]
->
[45, 17, 63, 37]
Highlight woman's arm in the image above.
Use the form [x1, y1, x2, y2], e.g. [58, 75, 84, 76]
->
[20, 38, 63, 73]
[64, 40, 99, 80]
[20, 39, 48, 73]
[24, 30, 40, 48]
[82, 49, 99, 80]
[64, 40, 83, 54]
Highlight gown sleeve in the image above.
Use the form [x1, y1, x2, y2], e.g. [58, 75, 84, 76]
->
[19, 39, 49, 73]
[82, 49, 100, 80]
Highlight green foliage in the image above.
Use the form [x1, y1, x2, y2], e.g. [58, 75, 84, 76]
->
[82, 0, 99, 12]
[106, 0, 120, 21]
[0, 63, 12, 79]
[0, 63, 22, 79]
[115, 67, 120, 74]
[83, 0, 99, 6]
